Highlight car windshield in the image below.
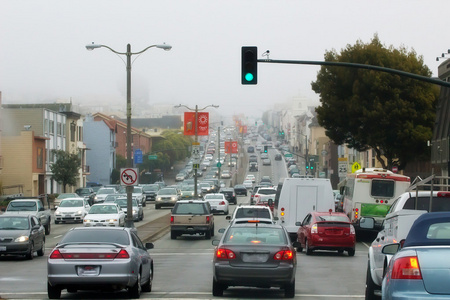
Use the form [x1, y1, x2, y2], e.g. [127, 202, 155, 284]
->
[57, 193, 78, 199]
[133, 187, 143, 193]
[143, 185, 159, 191]
[60, 229, 130, 245]
[173, 203, 207, 214]
[158, 189, 176, 195]
[59, 200, 84, 207]
[97, 188, 116, 195]
[0, 216, 30, 230]
[235, 208, 271, 219]
[88, 205, 118, 214]
[7, 201, 37, 211]
[115, 199, 138, 208]
[104, 194, 123, 202]
[223, 227, 286, 245]
[316, 215, 349, 222]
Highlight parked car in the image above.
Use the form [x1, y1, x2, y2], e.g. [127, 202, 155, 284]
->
[83, 203, 125, 227]
[155, 187, 180, 209]
[219, 188, 237, 205]
[296, 211, 355, 256]
[381, 212, 450, 299]
[47, 227, 154, 299]
[203, 193, 229, 215]
[212, 222, 297, 297]
[233, 185, 248, 196]
[75, 188, 96, 206]
[114, 197, 144, 222]
[0, 214, 45, 260]
[54, 198, 91, 224]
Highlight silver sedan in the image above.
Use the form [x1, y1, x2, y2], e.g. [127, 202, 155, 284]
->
[47, 227, 154, 299]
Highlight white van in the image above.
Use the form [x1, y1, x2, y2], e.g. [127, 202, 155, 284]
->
[274, 178, 335, 241]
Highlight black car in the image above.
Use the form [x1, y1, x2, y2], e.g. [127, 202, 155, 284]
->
[234, 185, 248, 196]
[247, 146, 254, 153]
[142, 184, 160, 201]
[274, 153, 282, 161]
[219, 188, 237, 204]
[0, 214, 46, 259]
[249, 162, 258, 172]
[75, 187, 96, 206]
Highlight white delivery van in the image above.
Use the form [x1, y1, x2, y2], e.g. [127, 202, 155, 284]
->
[274, 178, 335, 241]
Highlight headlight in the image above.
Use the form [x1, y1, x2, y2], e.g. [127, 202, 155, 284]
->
[157, 197, 162, 201]
[76, 210, 83, 215]
[55, 210, 61, 215]
[108, 219, 118, 222]
[132, 210, 137, 214]
[84, 219, 91, 223]
[15, 236, 29, 243]
[171, 197, 176, 201]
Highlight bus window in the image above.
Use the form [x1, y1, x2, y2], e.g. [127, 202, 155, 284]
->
[371, 180, 395, 198]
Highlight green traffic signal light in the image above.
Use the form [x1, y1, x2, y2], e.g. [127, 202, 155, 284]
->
[264, 146, 268, 153]
[241, 46, 257, 85]
[306, 165, 309, 169]
[310, 163, 314, 170]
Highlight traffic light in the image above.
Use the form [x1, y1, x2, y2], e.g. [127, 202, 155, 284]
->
[241, 46, 257, 85]
[310, 163, 314, 170]
[264, 146, 268, 153]
[306, 164, 309, 169]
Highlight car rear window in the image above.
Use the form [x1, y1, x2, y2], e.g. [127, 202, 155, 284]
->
[403, 195, 450, 212]
[173, 203, 207, 214]
[7, 201, 36, 211]
[257, 189, 276, 195]
[61, 229, 130, 245]
[235, 208, 271, 219]
[315, 215, 349, 222]
[223, 227, 286, 245]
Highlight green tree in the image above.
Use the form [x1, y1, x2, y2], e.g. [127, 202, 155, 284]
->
[50, 150, 81, 192]
[311, 35, 439, 170]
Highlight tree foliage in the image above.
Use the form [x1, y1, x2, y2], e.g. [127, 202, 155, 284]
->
[50, 150, 81, 192]
[311, 35, 439, 170]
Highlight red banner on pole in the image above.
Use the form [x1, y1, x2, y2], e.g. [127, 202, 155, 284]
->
[184, 112, 209, 136]
[225, 141, 238, 153]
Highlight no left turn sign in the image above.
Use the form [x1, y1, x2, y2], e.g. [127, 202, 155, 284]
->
[120, 168, 138, 186]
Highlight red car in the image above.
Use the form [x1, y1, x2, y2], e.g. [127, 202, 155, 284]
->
[295, 211, 356, 256]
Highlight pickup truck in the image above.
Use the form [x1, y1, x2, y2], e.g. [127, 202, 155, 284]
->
[170, 200, 214, 240]
[364, 189, 450, 299]
[2, 198, 52, 235]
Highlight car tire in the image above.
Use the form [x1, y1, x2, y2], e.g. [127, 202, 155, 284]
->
[55, 220, 59, 225]
[171, 231, 178, 240]
[47, 282, 61, 299]
[141, 267, 152, 292]
[305, 239, 313, 255]
[140, 213, 144, 221]
[155, 205, 160, 210]
[365, 262, 381, 300]
[37, 239, 45, 257]
[26, 242, 34, 260]
[128, 271, 142, 299]
[284, 280, 295, 298]
[211, 225, 215, 237]
[348, 248, 355, 257]
[205, 229, 212, 240]
[45, 221, 51, 235]
[212, 278, 224, 296]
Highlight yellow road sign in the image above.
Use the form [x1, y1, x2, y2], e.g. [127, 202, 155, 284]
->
[352, 162, 361, 173]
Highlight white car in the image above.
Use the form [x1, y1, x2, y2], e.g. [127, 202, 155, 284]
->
[245, 174, 256, 183]
[221, 170, 232, 179]
[203, 193, 229, 215]
[226, 205, 275, 224]
[83, 203, 125, 227]
[93, 187, 117, 204]
[54, 198, 91, 224]
[131, 186, 146, 207]
[243, 180, 253, 189]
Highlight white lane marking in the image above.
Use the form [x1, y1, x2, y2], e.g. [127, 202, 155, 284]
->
[362, 242, 370, 248]
[53, 234, 62, 239]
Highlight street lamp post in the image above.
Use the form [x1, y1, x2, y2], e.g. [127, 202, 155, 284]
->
[86, 42, 172, 228]
[175, 104, 219, 198]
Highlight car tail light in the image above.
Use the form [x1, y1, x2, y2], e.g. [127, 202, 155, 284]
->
[350, 225, 355, 235]
[49, 249, 130, 259]
[311, 224, 318, 234]
[219, 201, 226, 205]
[170, 216, 174, 224]
[216, 248, 236, 259]
[206, 216, 210, 223]
[274, 250, 294, 260]
[438, 192, 450, 197]
[391, 256, 422, 279]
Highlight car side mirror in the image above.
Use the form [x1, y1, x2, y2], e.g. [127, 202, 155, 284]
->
[226, 216, 231, 220]
[212, 240, 220, 246]
[360, 217, 375, 229]
[382, 243, 400, 255]
[295, 221, 302, 226]
[218, 228, 225, 233]
[145, 242, 154, 250]
[268, 199, 273, 206]
[39, 207, 45, 212]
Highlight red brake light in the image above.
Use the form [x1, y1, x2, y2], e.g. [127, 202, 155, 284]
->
[219, 201, 226, 205]
[116, 249, 130, 259]
[216, 248, 236, 259]
[274, 250, 294, 260]
[391, 256, 422, 279]
[206, 216, 210, 223]
[170, 216, 174, 224]
[438, 192, 450, 197]
[49, 249, 63, 259]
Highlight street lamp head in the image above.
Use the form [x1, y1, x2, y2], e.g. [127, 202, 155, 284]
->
[156, 43, 172, 51]
[86, 42, 102, 51]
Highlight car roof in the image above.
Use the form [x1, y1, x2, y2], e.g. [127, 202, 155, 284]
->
[404, 212, 450, 247]
[177, 199, 205, 204]
[229, 222, 283, 229]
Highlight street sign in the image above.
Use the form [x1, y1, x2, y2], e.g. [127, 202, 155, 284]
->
[352, 162, 361, 173]
[338, 157, 348, 178]
[193, 163, 200, 169]
[134, 149, 143, 164]
[284, 153, 293, 158]
[392, 166, 398, 173]
[120, 168, 138, 186]
[217, 162, 222, 168]
[148, 155, 157, 160]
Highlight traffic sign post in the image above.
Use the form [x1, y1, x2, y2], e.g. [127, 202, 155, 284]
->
[217, 162, 222, 168]
[120, 168, 139, 186]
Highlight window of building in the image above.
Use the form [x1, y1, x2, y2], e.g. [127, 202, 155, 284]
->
[37, 148, 43, 169]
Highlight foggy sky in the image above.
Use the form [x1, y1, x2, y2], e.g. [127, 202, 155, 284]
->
[1, 0, 449, 118]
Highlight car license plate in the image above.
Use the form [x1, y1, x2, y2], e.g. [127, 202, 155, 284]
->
[77, 265, 100, 276]
[242, 253, 269, 263]
[211, 206, 217, 210]
[65, 215, 72, 218]
[0, 246, 6, 251]
[94, 223, 104, 227]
